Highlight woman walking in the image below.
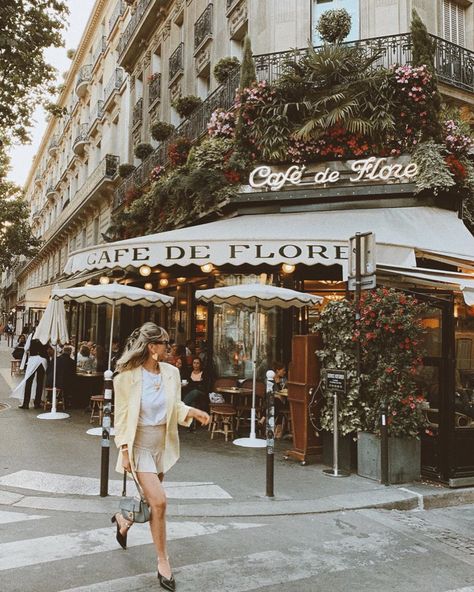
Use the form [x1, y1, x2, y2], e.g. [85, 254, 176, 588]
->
[112, 322, 209, 591]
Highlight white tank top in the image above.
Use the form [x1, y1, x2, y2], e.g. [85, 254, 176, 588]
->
[138, 367, 167, 426]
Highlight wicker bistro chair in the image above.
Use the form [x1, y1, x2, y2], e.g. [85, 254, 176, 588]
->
[208, 377, 239, 438]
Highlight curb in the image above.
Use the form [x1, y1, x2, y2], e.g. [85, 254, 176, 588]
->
[2, 486, 472, 518]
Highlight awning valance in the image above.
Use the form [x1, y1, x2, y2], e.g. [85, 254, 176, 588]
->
[378, 264, 474, 306]
[64, 207, 474, 277]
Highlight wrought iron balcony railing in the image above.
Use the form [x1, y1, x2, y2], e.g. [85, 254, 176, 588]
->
[117, 0, 154, 57]
[93, 36, 107, 67]
[169, 42, 184, 83]
[104, 68, 124, 104]
[148, 73, 161, 106]
[90, 100, 104, 128]
[132, 98, 143, 127]
[194, 4, 213, 51]
[75, 65, 92, 94]
[109, 0, 125, 35]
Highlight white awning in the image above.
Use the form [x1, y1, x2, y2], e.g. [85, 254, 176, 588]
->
[20, 285, 52, 308]
[378, 264, 474, 306]
[64, 207, 474, 277]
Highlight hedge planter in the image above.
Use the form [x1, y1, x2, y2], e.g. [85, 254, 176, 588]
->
[357, 431, 421, 484]
[322, 431, 357, 474]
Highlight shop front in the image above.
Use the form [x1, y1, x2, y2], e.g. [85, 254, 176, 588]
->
[61, 157, 474, 484]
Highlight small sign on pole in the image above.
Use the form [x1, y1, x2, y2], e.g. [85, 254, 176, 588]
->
[325, 369, 347, 394]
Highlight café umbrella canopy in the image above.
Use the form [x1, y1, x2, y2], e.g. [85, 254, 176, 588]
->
[52, 283, 174, 436]
[34, 297, 70, 420]
[195, 283, 322, 447]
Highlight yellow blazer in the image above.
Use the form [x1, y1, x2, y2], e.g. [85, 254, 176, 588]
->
[114, 362, 192, 475]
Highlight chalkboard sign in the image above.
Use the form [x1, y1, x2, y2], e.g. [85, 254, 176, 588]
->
[325, 369, 347, 393]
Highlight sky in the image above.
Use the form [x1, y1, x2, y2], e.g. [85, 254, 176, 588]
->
[7, 0, 96, 187]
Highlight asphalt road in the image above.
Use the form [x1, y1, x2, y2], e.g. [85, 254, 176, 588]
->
[1, 503, 473, 592]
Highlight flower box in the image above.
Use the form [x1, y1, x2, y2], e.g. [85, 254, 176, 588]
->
[357, 431, 421, 484]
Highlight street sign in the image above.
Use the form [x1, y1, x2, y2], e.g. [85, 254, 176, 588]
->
[324, 369, 347, 393]
[347, 275, 376, 291]
[348, 232, 376, 277]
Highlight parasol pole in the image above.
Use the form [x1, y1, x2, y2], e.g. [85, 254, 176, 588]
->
[250, 301, 258, 440]
[107, 302, 116, 371]
[51, 344, 58, 413]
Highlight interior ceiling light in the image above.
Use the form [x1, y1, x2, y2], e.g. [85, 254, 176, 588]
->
[159, 278, 169, 287]
[200, 263, 214, 273]
[144, 282, 153, 290]
[99, 276, 110, 285]
[139, 265, 152, 277]
[281, 263, 296, 274]
[177, 277, 186, 283]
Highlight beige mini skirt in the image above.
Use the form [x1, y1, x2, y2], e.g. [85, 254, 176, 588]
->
[132, 425, 166, 474]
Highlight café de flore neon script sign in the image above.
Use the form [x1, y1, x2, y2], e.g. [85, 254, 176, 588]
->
[249, 157, 418, 191]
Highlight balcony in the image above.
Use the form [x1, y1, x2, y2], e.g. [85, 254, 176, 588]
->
[148, 73, 161, 106]
[104, 67, 125, 110]
[132, 98, 143, 127]
[92, 36, 107, 69]
[42, 154, 119, 246]
[48, 136, 59, 157]
[169, 42, 184, 85]
[46, 186, 57, 201]
[113, 33, 474, 209]
[253, 33, 474, 93]
[117, 0, 166, 69]
[89, 100, 104, 132]
[75, 65, 92, 98]
[109, 0, 125, 36]
[194, 4, 213, 52]
[34, 172, 42, 187]
[72, 123, 89, 155]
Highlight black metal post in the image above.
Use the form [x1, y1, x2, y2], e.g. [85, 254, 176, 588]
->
[266, 376, 275, 497]
[355, 233, 362, 379]
[100, 370, 113, 497]
[380, 401, 389, 486]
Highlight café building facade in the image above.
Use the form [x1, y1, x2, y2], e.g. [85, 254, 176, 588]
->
[63, 155, 474, 486]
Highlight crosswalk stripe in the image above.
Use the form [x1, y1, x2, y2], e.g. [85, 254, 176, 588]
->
[0, 470, 232, 499]
[58, 536, 432, 592]
[0, 509, 48, 525]
[0, 521, 263, 571]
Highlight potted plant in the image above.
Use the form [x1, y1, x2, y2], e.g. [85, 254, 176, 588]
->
[118, 163, 136, 178]
[151, 121, 175, 142]
[315, 8, 352, 43]
[213, 56, 240, 84]
[172, 95, 202, 118]
[315, 288, 429, 483]
[134, 142, 153, 161]
[168, 137, 192, 166]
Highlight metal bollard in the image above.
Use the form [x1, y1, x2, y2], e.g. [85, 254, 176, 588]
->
[266, 376, 275, 497]
[100, 370, 113, 497]
[380, 401, 389, 486]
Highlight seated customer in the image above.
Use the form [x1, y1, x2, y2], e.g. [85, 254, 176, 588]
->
[175, 356, 189, 381]
[183, 357, 209, 409]
[56, 346, 76, 407]
[77, 345, 95, 372]
[12, 334, 27, 360]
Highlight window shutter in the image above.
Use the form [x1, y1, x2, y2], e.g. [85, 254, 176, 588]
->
[443, 0, 465, 45]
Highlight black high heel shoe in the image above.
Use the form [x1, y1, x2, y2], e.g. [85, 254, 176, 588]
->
[111, 514, 128, 550]
[157, 570, 176, 591]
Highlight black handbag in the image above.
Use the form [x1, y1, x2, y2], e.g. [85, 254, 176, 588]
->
[118, 471, 151, 524]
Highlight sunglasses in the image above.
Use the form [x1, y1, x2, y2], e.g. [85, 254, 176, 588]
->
[155, 340, 170, 346]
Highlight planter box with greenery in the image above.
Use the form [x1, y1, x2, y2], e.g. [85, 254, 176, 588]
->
[134, 142, 153, 161]
[150, 121, 175, 142]
[357, 432, 421, 483]
[314, 288, 429, 484]
[172, 95, 202, 118]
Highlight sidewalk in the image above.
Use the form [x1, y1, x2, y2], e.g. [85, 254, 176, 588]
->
[1, 338, 473, 518]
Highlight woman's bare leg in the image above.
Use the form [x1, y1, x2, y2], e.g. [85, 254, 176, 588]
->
[136, 471, 171, 578]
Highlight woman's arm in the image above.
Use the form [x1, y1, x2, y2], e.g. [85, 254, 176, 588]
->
[113, 373, 128, 448]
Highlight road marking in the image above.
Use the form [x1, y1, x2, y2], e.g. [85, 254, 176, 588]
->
[0, 509, 48, 524]
[59, 536, 430, 592]
[0, 490, 24, 505]
[0, 521, 263, 571]
[0, 470, 232, 499]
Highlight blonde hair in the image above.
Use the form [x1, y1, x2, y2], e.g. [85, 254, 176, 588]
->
[115, 322, 169, 373]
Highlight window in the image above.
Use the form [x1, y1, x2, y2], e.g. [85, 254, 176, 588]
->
[442, 0, 465, 45]
[312, 0, 360, 44]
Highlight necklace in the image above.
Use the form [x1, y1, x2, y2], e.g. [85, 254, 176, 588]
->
[143, 366, 162, 390]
